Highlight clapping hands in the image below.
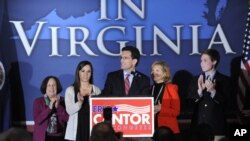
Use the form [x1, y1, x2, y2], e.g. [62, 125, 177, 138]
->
[77, 93, 84, 103]
[198, 75, 206, 94]
[49, 95, 60, 109]
[198, 74, 216, 94]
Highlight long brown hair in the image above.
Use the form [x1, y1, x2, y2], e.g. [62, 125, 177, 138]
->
[73, 60, 93, 94]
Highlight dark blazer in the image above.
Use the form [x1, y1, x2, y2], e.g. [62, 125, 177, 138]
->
[188, 71, 230, 135]
[101, 70, 150, 97]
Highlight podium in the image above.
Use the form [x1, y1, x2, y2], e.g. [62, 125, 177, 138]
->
[90, 97, 154, 137]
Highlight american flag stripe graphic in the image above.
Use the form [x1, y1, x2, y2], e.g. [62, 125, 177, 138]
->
[237, 6, 250, 111]
[116, 104, 150, 114]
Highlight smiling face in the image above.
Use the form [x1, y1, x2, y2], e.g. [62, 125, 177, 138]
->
[200, 54, 216, 73]
[151, 64, 165, 83]
[46, 78, 57, 99]
[120, 50, 137, 72]
[79, 64, 92, 83]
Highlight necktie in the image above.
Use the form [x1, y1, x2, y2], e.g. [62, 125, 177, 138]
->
[124, 74, 130, 95]
[206, 75, 210, 80]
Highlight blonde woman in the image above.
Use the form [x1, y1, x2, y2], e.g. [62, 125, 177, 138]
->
[151, 61, 180, 134]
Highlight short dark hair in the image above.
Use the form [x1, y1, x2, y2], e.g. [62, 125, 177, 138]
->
[0, 127, 32, 141]
[103, 106, 112, 125]
[202, 49, 220, 68]
[90, 122, 118, 141]
[40, 76, 62, 94]
[153, 126, 176, 141]
[122, 46, 140, 66]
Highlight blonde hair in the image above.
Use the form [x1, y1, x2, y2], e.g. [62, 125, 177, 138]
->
[151, 61, 171, 83]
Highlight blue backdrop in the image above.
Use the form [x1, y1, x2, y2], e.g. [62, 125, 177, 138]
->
[0, 0, 248, 126]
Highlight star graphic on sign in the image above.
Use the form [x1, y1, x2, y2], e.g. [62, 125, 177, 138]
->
[113, 106, 118, 112]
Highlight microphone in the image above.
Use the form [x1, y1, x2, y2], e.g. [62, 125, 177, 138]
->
[131, 71, 141, 77]
[131, 71, 136, 76]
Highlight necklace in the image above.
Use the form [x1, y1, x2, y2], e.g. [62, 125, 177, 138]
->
[151, 83, 164, 105]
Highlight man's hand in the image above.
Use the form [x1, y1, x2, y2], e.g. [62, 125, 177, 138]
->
[197, 75, 205, 95]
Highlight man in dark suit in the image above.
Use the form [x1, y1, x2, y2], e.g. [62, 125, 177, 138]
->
[101, 46, 150, 97]
[188, 49, 230, 139]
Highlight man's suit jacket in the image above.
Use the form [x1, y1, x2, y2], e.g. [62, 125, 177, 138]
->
[188, 71, 230, 135]
[101, 70, 150, 97]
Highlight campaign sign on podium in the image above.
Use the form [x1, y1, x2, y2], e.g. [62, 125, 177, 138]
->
[90, 97, 154, 137]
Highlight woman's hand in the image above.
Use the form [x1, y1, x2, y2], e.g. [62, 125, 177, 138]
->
[154, 101, 161, 114]
[77, 93, 84, 101]
[77, 93, 84, 105]
[49, 97, 56, 109]
[54, 95, 60, 108]
[48, 95, 60, 109]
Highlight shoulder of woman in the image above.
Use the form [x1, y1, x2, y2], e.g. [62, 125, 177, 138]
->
[35, 96, 45, 101]
[33, 97, 45, 105]
[65, 86, 75, 97]
[92, 84, 100, 89]
[166, 83, 178, 89]
[92, 85, 101, 95]
[65, 86, 74, 91]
